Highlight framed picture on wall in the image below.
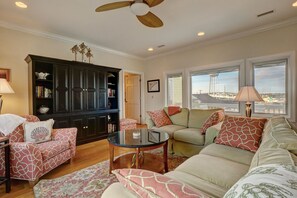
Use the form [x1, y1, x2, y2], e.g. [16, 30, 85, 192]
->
[147, 79, 160, 92]
[0, 68, 10, 81]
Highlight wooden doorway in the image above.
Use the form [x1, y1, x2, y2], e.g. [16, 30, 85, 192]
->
[124, 72, 141, 123]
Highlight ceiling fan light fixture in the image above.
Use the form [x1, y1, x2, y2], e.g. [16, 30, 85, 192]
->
[130, 2, 150, 16]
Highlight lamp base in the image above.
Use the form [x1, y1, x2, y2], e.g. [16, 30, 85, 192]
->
[245, 103, 252, 117]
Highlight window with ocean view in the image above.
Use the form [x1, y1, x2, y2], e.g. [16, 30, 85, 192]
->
[190, 66, 240, 112]
[253, 59, 287, 115]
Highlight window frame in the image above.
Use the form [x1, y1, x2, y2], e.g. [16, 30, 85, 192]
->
[246, 51, 296, 121]
[164, 69, 185, 107]
[186, 60, 245, 114]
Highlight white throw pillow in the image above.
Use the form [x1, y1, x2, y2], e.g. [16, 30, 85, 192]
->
[23, 119, 54, 143]
[224, 164, 297, 198]
[0, 114, 26, 136]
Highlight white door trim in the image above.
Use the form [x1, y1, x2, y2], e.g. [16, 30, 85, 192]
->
[121, 70, 145, 124]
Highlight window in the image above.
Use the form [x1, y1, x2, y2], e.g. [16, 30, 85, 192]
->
[190, 66, 240, 112]
[167, 73, 182, 106]
[253, 59, 287, 115]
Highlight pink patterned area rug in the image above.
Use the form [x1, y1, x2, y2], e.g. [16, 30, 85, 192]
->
[33, 153, 187, 198]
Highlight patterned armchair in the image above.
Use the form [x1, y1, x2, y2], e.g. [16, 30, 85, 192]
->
[0, 115, 77, 185]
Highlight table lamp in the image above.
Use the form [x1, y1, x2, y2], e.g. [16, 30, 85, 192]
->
[0, 78, 15, 113]
[235, 86, 263, 117]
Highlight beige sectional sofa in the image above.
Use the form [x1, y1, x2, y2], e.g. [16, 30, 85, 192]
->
[103, 116, 297, 198]
[146, 107, 223, 157]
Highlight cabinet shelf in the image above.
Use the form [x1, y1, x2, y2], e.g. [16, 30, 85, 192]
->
[36, 79, 53, 83]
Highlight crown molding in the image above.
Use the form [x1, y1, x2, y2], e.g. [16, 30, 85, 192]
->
[1, 16, 297, 62]
[0, 20, 143, 61]
[145, 16, 297, 60]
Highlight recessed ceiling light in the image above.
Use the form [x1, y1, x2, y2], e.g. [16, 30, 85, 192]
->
[293, 1, 297, 7]
[148, 48, 154, 52]
[197, 32, 205, 37]
[15, 1, 27, 8]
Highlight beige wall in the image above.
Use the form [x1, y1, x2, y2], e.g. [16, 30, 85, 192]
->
[0, 26, 145, 115]
[144, 24, 297, 120]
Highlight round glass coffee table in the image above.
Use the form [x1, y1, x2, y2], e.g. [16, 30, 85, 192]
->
[107, 129, 169, 174]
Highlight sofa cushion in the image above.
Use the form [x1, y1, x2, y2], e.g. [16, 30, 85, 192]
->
[36, 140, 70, 161]
[200, 143, 254, 166]
[174, 128, 205, 146]
[224, 164, 297, 198]
[165, 171, 227, 198]
[188, 109, 222, 129]
[266, 128, 297, 151]
[175, 154, 250, 189]
[152, 125, 186, 138]
[250, 147, 297, 170]
[113, 169, 210, 198]
[200, 110, 225, 134]
[204, 122, 223, 146]
[147, 110, 172, 127]
[261, 117, 297, 155]
[102, 183, 138, 198]
[164, 107, 189, 127]
[270, 116, 292, 129]
[215, 116, 267, 152]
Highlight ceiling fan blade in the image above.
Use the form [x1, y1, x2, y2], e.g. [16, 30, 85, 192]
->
[137, 12, 163, 28]
[144, 0, 164, 7]
[95, 1, 132, 12]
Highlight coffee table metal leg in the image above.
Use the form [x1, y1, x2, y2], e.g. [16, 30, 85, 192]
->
[136, 148, 140, 169]
[109, 143, 114, 174]
[164, 141, 168, 172]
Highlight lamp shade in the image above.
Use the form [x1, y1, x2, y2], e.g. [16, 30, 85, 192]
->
[234, 86, 263, 102]
[0, 78, 14, 94]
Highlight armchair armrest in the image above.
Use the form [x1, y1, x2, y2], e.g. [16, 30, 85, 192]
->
[204, 121, 223, 146]
[146, 115, 155, 129]
[9, 142, 43, 181]
[52, 128, 77, 157]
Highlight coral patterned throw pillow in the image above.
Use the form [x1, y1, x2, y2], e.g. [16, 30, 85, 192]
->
[200, 110, 225, 134]
[215, 116, 267, 152]
[147, 109, 172, 127]
[23, 119, 54, 143]
[113, 169, 210, 198]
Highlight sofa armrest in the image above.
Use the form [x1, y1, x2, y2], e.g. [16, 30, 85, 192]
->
[146, 116, 155, 129]
[204, 122, 223, 146]
[52, 128, 77, 157]
[9, 142, 43, 181]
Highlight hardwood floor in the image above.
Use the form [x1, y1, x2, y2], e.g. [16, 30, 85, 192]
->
[0, 125, 146, 198]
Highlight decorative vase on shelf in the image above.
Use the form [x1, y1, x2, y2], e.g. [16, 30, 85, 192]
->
[35, 72, 50, 80]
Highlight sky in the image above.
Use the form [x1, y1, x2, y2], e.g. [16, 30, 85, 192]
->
[192, 64, 286, 94]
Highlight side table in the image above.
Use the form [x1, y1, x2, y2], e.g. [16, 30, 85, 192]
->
[0, 137, 10, 193]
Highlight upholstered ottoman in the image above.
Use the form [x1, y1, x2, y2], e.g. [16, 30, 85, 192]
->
[120, 118, 137, 130]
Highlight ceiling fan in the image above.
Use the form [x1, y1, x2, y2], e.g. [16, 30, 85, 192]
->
[95, 0, 164, 28]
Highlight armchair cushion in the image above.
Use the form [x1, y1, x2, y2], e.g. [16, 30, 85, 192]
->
[23, 119, 54, 143]
[36, 141, 70, 161]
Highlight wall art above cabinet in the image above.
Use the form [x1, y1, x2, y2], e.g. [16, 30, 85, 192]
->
[25, 55, 121, 145]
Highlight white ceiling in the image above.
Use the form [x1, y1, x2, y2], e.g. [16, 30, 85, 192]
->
[1, 0, 297, 59]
